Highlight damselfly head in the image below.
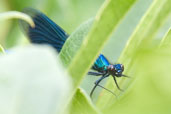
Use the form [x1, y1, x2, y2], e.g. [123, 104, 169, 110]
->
[108, 64, 124, 77]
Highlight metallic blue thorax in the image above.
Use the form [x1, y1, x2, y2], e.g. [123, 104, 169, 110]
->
[92, 54, 110, 72]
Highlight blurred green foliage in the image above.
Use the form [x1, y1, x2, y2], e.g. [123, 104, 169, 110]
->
[0, 0, 171, 114]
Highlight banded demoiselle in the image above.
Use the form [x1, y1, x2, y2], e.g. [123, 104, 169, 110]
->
[19, 8, 128, 98]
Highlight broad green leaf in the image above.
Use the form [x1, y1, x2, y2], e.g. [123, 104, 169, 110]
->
[160, 28, 171, 46]
[60, 19, 100, 114]
[0, 45, 71, 114]
[68, 0, 136, 89]
[69, 88, 99, 114]
[60, 18, 94, 67]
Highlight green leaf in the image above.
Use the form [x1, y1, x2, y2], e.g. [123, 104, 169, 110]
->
[67, 0, 136, 89]
[59, 18, 94, 67]
[160, 28, 171, 46]
[60, 20, 97, 114]
[69, 88, 99, 114]
[0, 45, 71, 114]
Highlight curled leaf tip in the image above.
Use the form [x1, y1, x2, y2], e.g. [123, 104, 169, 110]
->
[0, 11, 35, 28]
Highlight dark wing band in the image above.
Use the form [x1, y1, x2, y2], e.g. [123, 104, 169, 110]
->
[19, 8, 69, 52]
